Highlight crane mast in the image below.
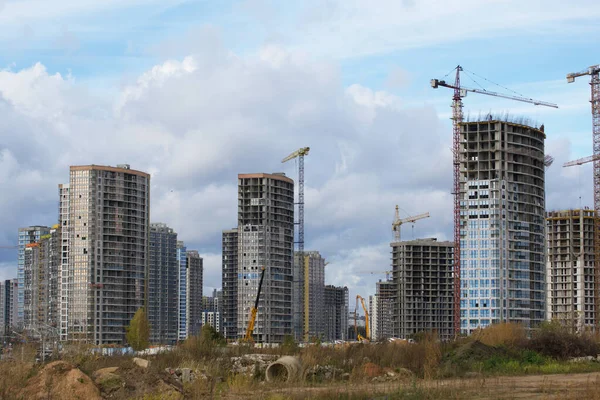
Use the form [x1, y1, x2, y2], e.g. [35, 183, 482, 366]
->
[565, 64, 600, 325]
[282, 147, 310, 341]
[432, 65, 558, 337]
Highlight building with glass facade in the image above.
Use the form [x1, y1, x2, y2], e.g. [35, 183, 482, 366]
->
[459, 119, 546, 334]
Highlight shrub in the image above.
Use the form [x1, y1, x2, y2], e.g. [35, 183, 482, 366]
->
[528, 320, 599, 359]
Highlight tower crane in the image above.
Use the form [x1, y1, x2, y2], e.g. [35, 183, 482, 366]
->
[563, 64, 600, 323]
[354, 295, 370, 342]
[431, 65, 558, 336]
[392, 206, 430, 242]
[282, 147, 310, 257]
[282, 147, 310, 342]
[0, 246, 17, 249]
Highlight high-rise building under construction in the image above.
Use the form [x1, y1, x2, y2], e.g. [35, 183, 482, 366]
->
[293, 251, 325, 341]
[546, 209, 598, 331]
[61, 164, 150, 344]
[460, 118, 546, 334]
[236, 173, 294, 343]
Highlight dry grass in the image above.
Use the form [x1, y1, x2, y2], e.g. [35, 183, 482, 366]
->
[0, 360, 36, 399]
[472, 322, 527, 348]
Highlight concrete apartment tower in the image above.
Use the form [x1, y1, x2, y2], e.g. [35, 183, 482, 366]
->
[0, 279, 19, 340]
[460, 118, 546, 334]
[237, 173, 294, 343]
[294, 251, 325, 342]
[221, 229, 238, 340]
[22, 225, 61, 335]
[58, 184, 70, 341]
[186, 250, 203, 337]
[38, 226, 61, 332]
[392, 238, 454, 341]
[368, 295, 378, 340]
[62, 164, 150, 344]
[176, 241, 187, 340]
[546, 209, 598, 332]
[374, 280, 395, 339]
[148, 223, 178, 344]
[324, 285, 349, 342]
[18, 226, 51, 325]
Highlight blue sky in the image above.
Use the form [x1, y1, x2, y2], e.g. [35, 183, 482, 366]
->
[0, 0, 599, 297]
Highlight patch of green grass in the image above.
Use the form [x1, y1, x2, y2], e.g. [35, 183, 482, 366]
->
[471, 349, 600, 376]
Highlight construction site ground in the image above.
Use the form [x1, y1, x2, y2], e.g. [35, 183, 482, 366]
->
[227, 372, 600, 399]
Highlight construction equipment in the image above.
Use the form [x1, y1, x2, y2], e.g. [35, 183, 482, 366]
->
[357, 270, 393, 281]
[431, 65, 558, 336]
[0, 246, 17, 249]
[392, 206, 430, 242]
[564, 64, 600, 324]
[244, 266, 266, 343]
[282, 147, 310, 257]
[354, 295, 370, 342]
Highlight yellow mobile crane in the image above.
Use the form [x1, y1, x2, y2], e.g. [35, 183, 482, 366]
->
[354, 295, 370, 342]
[244, 266, 266, 343]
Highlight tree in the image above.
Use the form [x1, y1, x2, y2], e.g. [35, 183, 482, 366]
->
[126, 307, 150, 351]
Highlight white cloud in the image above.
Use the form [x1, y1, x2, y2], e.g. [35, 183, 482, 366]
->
[0, 39, 588, 298]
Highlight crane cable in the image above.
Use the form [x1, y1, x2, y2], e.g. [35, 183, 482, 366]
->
[462, 67, 525, 98]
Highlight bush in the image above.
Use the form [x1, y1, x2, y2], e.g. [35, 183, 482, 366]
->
[181, 325, 227, 360]
[528, 320, 599, 359]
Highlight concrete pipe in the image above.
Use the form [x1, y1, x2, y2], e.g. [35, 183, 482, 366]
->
[265, 356, 302, 383]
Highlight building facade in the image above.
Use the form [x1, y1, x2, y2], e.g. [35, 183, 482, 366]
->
[368, 295, 378, 340]
[201, 311, 221, 333]
[393, 238, 454, 341]
[64, 164, 150, 344]
[58, 183, 70, 341]
[375, 280, 395, 340]
[37, 226, 61, 333]
[324, 285, 349, 342]
[177, 242, 187, 340]
[546, 209, 597, 331]
[148, 223, 178, 344]
[18, 226, 51, 325]
[187, 250, 203, 337]
[460, 119, 546, 334]
[294, 251, 325, 342]
[221, 229, 238, 340]
[0, 279, 19, 340]
[23, 243, 40, 331]
[237, 173, 295, 344]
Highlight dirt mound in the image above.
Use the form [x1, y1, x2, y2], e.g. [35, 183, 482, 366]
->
[20, 361, 101, 400]
[94, 361, 183, 400]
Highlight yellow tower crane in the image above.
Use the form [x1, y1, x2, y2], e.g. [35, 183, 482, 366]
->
[392, 206, 430, 242]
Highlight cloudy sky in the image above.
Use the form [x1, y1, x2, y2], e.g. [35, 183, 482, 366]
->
[0, 0, 599, 299]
